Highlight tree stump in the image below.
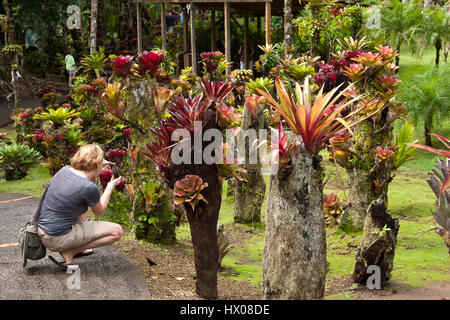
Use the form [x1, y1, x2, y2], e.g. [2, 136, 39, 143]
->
[263, 134, 327, 300]
[353, 198, 399, 287]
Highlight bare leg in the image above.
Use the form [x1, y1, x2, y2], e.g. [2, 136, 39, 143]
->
[60, 221, 123, 265]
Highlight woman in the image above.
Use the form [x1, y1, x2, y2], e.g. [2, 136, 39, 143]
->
[35, 144, 124, 271]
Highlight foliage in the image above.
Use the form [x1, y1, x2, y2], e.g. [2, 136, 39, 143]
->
[293, 1, 365, 59]
[111, 55, 132, 78]
[173, 175, 208, 211]
[140, 180, 166, 213]
[0, 143, 42, 180]
[393, 121, 417, 169]
[33, 107, 80, 126]
[246, 77, 274, 95]
[397, 65, 450, 138]
[257, 76, 363, 155]
[80, 47, 108, 79]
[425, 159, 450, 253]
[365, 0, 423, 61]
[323, 193, 343, 227]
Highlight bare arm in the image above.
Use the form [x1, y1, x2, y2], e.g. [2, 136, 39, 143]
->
[91, 176, 122, 216]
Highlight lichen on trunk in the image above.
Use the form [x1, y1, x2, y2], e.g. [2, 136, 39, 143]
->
[234, 102, 266, 224]
[127, 79, 176, 244]
[263, 135, 327, 300]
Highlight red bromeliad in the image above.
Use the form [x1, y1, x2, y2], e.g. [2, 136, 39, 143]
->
[137, 51, 164, 77]
[112, 55, 132, 78]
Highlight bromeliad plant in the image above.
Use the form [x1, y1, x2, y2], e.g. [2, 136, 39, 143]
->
[80, 47, 108, 79]
[0, 143, 42, 181]
[257, 76, 364, 156]
[173, 175, 209, 211]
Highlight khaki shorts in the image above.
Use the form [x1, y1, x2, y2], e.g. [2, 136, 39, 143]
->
[38, 221, 98, 253]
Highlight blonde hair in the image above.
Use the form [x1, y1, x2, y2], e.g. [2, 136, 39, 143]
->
[70, 144, 104, 171]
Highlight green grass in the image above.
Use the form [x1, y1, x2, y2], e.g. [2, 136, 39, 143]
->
[0, 165, 51, 197]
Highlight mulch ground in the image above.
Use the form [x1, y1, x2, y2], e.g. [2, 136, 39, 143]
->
[114, 224, 263, 300]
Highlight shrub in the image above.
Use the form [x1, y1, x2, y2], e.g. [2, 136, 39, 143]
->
[0, 143, 42, 180]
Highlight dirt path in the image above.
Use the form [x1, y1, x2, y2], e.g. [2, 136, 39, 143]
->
[0, 192, 151, 300]
[0, 86, 70, 127]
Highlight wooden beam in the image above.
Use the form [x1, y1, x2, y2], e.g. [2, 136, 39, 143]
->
[161, 2, 167, 50]
[190, 4, 197, 74]
[265, 1, 271, 45]
[136, 2, 143, 53]
[257, 16, 261, 34]
[183, 5, 189, 68]
[244, 14, 249, 69]
[224, 2, 231, 73]
[211, 10, 216, 52]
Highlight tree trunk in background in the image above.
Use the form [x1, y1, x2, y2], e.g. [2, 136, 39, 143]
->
[353, 199, 399, 287]
[3, 0, 14, 45]
[234, 102, 266, 224]
[127, 79, 176, 244]
[89, 0, 98, 54]
[283, 0, 292, 59]
[395, 43, 401, 74]
[263, 135, 327, 299]
[424, 111, 433, 147]
[165, 108, 222, 299]
[97, 0, 104, 47]
[435, 38, 441, 66]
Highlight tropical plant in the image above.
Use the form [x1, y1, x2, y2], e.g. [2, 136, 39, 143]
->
[418, 4, 449, 66]
[393, 121, 417, 169]
[367, 0, 423, 68]
[140, 180, 167, 213]
[323, 192, 343, 227]
[33, 107, 81, 126]
[419, 159, 450, 253]
[246, 77, 274, 95]
[80, 46, 108, 78]
[111, 55, 132, 78]
[173, 175, 209, 211]
[257, 76, 364, 155]
[0, 143, 42, 180]
[397, 65, 450, 146]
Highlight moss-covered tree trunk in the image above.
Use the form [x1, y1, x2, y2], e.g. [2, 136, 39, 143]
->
[263, 135, 327, 299]
[353, 199, 399, 287]
[346, 116, 392, 230]
[127, 79, 176, 244]
[234, 102, 266, 224]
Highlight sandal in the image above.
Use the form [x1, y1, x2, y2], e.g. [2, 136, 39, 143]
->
[48, 255, 79, 272]
[73, 249, 95, 259]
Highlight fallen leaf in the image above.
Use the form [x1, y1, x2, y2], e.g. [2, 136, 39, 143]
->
[176, 277, 184, 281]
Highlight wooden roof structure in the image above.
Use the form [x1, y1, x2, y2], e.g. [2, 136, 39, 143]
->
[133, 1, 304, 74]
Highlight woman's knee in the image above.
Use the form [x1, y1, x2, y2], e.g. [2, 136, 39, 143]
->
[112, 224, 123, 241]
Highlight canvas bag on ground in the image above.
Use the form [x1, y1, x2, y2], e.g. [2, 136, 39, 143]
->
[18, 184, 49, 267]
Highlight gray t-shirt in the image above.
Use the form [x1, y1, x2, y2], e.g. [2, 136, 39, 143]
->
[34, 166, 100, 236]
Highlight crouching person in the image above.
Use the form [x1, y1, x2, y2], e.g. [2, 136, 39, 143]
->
[34, 144, 124, 271]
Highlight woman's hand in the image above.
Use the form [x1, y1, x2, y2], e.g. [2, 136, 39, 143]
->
[106, 175, 122, 190]
[102, 160, 114, 169]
